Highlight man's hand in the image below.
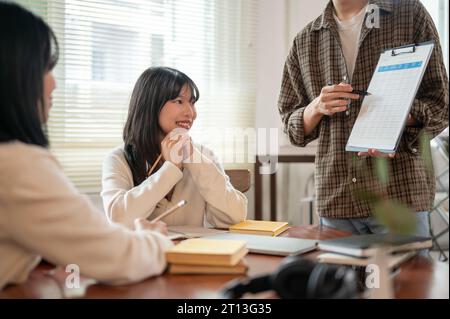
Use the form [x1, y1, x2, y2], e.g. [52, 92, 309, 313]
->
[406, 114, 419, 126]
[357, 114, 419, 158]
[358, 148, 396, 158]
[313, 83, 361, 116]
[303, 83, 361, 136]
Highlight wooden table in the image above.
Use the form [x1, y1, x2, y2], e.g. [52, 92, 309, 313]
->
[0, 226, 448, 299]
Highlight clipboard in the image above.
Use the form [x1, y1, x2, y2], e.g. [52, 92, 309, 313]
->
[346, 41, 435, 154]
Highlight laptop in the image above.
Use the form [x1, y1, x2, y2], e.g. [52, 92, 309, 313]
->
[204, 233, 318, 256]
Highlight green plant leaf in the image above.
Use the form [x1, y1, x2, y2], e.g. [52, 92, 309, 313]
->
[373, 200, 417, 235]
[353, 189, 383, 204]
[375, 157, 389, 185]
[419, 131, 434, 174]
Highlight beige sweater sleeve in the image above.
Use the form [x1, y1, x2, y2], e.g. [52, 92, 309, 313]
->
[101, 148, 183, 229]
[6, 150, 173, 285]
[184, 146, 248, 228]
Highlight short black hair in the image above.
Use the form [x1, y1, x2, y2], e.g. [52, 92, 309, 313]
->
[0, 1, 59, 147]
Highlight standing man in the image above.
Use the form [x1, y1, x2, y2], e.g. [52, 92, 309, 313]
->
[278, 0, 448, 236]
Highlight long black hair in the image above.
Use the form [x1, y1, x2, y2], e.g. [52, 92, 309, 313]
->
[123, 67, 199, 186]
[0, 2, 59, 147]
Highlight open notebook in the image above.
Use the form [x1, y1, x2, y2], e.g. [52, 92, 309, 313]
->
[167, 226, 228, 240]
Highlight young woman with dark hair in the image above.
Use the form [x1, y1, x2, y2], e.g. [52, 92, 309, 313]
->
[101, 67, 247, 230]
[0, 2, 173, 290]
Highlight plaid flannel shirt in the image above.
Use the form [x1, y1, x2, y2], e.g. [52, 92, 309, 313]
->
[278, 0, 449, 218]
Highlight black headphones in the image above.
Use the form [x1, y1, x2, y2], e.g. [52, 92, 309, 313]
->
[220, 256, 358, 299]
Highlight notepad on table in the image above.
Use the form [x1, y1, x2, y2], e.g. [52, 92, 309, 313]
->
[169, 259, 248, 275]
[317, 251, 417, 268]
[318, 234, 432, 257]
[166, 238, 248, 266]
[229, 220, 289, 237]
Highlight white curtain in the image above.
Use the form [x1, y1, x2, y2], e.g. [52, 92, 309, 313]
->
[17, 0, 257, 193]
[421, 0, 449, 71]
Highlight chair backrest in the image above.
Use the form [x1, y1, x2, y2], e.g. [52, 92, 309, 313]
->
[225, 169, 251, 193]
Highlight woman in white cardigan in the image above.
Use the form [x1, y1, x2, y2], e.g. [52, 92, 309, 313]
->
[0, 3, 173, 290]
[101, 67, 247, 230]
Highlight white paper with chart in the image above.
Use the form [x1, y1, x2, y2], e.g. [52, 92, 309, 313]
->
[346, 42, 434, 154]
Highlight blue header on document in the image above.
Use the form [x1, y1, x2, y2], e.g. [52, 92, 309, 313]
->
[378, 61, 423, 72]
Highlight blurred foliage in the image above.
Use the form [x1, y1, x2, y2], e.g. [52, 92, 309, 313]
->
[375, 157, 389, 186]
[373, 199, 417, 235]
[359, 131, 434, 235]
[419, 131, 434, 174]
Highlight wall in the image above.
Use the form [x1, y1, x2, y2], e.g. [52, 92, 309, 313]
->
[254, 0, 327, 223]
[255, 0, 328, 148]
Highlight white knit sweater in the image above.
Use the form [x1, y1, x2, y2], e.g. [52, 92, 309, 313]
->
[101, 145, 248, 229]
[0, 141, 174, 290]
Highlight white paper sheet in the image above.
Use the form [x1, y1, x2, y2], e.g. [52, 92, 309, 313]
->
[346, 42, 434, 153]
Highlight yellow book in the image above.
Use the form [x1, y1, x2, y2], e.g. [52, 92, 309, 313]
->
[166, 238, 248, 266]
[169, 259, 248, 275]
[229, 220, 290, 237]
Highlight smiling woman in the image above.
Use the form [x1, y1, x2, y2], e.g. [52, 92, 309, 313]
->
[158, 85, 197, 133]
[100, 66, 248, 230]
[122, 67, 200, 185]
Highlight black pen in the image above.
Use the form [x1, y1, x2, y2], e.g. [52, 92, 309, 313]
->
[352, 89, 372, 96]
[327, 82, 371, 96]
[327, 81, 371, 96]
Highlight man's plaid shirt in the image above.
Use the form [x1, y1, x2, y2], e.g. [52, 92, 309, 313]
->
[278, 0, 449, 218]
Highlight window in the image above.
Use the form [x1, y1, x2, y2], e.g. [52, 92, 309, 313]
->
[16, 0, 257, 193]
[421, 0, 449, 71]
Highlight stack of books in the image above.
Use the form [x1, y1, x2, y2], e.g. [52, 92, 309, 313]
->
[229, 220, 290, 237]
[166, 238, 249, 275]
[317, 234, 432, 268]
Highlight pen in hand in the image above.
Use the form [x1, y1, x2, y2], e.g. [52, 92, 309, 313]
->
[151, 200, 187, 222]
[327, 81, 370, 95]
[351, 89, 371, 96]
